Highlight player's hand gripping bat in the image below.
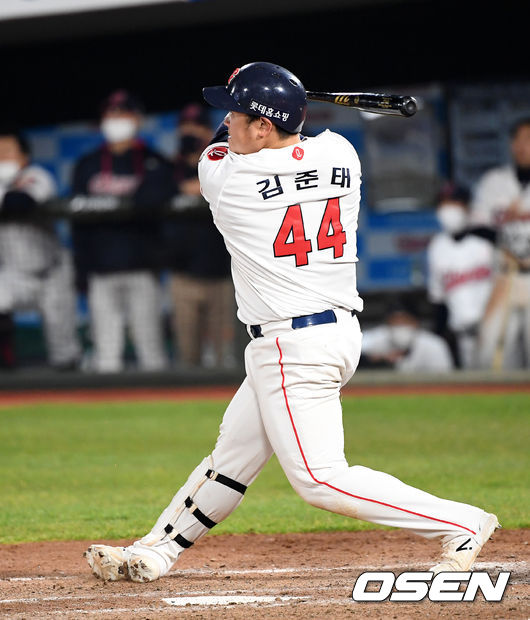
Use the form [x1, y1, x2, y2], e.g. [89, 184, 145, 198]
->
[306, 91, 418, 117]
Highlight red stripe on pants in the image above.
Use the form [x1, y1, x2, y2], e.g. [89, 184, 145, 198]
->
[275, 336, 476, 536]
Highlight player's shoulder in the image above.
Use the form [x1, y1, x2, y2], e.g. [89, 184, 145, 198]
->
[198, 141, 231, 203]
[427, 231, 451, 253]
[475, 165, 514, 188]
[307, 130, 360, 166]
[200, 143, 230, 164]
[74, 146, 103, 169]
[464, 229, 494, 246]
[19, 162, 53, 180]
[17, 163, 56, 188]
[142, 144, 168, 160]
[15, 163, 57, 199]
[310, 129, 355, 150]
[141, 145, 174, 171]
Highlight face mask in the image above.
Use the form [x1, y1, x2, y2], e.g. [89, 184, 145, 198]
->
[436, 204, 468, 234]
[0, 161, 20, 185]
[389, 325, 415, 350]
[101, 118, 137, 143]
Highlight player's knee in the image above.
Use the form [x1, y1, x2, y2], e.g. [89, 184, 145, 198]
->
[288, 463, 352, 510]
[288, 473, 331, 509]
[291, 482, 319, 507]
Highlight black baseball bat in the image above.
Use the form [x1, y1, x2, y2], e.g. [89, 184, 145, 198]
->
[306, 91, 418, 117]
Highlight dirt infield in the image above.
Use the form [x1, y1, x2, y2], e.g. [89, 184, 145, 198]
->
[1, 529, 528, 618]
[0, 380, 529, 407]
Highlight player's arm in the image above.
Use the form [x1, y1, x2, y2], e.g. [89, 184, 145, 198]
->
[469, 169, 510, 229]
[0, 188, 38, 217]
[72, 155, 92, 195]
[198, 120, 230, 208]
[69, 157, 95, 292]
[1, 166, 57, 218]
[67, 154, 121, 216]
[207, 119, 229, 146]
[425, 241, 448, 335]
[133, 152, 177, 212]
[468, 225, 497, 244]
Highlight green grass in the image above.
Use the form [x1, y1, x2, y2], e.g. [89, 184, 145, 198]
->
[0, 393, 528, 543]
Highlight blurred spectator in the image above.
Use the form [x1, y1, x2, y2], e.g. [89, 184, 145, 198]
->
[360, 302, 454, 373]
[0, 128, 80, 370]
[426, 183, 496, 369]
[163, 103, 235, 368]
[71, 90, 175, 372]
[470, 117, 530, 369]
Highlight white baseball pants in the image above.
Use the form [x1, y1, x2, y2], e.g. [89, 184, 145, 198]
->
[88, 271, 168, 372]
[0, 250, 80, 365]
[133, 308, 487, 575]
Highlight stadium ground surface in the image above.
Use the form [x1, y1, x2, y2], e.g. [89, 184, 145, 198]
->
[1, 381, 528, 618]
[0, 379, 529, 406]
[1, 529, 528, 618]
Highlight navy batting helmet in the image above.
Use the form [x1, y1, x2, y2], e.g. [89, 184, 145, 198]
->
[202, 62, 307, 134]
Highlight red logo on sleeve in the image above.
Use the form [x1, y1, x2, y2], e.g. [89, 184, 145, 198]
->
[292, 146, 304, 160]
[207, 146, 228, 161]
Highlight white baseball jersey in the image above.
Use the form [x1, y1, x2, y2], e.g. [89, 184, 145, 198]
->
[427, 232, 495, 331]
[471, 165, 530, 262]
[0, 164, 60, 274]
[198, 130, 364, 325]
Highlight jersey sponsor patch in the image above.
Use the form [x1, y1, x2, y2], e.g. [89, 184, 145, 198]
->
[292, 146, 304, 160]
[207, 146, 228, 161]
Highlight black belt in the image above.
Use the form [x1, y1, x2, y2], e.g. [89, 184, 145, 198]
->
[250, 309, 356, 339]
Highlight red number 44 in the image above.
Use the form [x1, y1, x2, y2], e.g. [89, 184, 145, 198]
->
[273, 197, 346, 267]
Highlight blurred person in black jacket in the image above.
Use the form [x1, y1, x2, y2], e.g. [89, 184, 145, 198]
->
[0, 128, 80, 370]
[164, 104, 235, 368]
[71, 90, 175, 372]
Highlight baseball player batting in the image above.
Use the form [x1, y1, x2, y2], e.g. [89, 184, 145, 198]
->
[85, 62, 499, 582]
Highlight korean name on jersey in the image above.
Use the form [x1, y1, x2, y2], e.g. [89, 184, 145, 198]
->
[198, 130, 364, 325]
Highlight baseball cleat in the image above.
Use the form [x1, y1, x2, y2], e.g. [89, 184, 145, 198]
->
[430, 512, 500, 574]
[84, 545, 130, 581]
[127, 554, 161, 583]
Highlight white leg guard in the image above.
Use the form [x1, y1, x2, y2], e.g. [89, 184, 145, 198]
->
[131, 455, 247, 575]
